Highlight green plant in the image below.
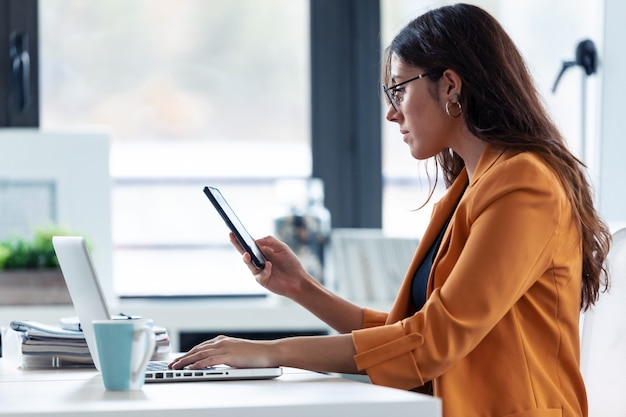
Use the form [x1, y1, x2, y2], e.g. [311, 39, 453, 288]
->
[0, 226, 78, 270]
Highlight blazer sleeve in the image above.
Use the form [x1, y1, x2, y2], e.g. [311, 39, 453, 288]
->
[352, 153, 575, 390]
[362, 308, 389, 328]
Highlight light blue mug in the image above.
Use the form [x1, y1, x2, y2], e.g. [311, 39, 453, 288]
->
[92, 319, 156, 390]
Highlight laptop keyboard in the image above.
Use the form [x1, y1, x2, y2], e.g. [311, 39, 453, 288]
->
[146, 361, 171, 371]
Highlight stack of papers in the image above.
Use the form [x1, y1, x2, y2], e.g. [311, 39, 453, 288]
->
[8, 319, 171, 369]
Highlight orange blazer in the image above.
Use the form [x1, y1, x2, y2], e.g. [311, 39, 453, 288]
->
[352, 146, 587, 417]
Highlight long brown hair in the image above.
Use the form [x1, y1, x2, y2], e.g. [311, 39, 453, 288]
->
[384, 3, 610, 310]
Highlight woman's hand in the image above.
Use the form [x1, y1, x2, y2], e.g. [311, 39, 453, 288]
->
[230, 233, 317, 300]
[168, 335, 277, 370]
[230, 232, 365, 333]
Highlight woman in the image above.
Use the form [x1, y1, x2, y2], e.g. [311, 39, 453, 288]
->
[171, 4, 611, 416]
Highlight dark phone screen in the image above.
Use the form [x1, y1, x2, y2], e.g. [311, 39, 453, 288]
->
[203, 186, 267, 269]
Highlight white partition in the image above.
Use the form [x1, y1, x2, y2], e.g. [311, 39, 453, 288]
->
[598, 0, 626, 231]
[0, 129, 113, 305]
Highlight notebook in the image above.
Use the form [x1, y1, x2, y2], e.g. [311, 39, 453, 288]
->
[52, 236, 283, 382]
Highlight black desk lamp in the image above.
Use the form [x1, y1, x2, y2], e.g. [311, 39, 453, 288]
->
[552, 39, 599, 163]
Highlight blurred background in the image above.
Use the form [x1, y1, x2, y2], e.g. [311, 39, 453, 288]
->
[0, 0, 613, 299]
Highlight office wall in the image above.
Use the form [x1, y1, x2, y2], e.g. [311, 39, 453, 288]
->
[598, 0, 626, 231]
[0, 129, 113, 304]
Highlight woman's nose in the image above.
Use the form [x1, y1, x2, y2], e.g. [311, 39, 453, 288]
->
[385, 104, 399, 122]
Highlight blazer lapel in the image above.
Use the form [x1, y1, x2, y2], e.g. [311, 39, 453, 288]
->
[386, 146, 505, 323]
[386, 169, 470, 322]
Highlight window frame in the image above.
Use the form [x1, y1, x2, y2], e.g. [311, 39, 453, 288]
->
[310, 0, 382, 229]
[0, 0, 40, 127]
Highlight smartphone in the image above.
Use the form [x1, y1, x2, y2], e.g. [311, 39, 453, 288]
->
[203, 186, 267, 270]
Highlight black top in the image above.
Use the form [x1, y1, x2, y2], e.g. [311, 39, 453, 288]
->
[411, 184, 467, 310]
[411, 220, 449, 310]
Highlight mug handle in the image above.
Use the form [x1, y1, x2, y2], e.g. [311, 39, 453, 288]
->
[130, 324, 156, 384]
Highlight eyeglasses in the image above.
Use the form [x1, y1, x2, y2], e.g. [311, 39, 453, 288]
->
[382, 72, 429, 111]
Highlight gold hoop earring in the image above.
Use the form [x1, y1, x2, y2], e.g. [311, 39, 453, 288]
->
[445, 93, 462, 118]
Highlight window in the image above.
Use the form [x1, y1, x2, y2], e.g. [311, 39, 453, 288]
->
[38, 0, 310, 296]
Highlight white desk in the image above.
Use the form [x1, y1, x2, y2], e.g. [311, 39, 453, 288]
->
[0, 359, 441, 417]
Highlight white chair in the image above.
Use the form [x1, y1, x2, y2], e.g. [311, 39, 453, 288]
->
[580, 227, 626, 416]
[330, 228, 419, 305]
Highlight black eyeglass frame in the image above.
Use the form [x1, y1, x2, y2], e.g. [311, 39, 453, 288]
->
[382, 72, 430, 111]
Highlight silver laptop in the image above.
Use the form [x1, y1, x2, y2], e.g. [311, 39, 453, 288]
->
[52, 236, 282, 382]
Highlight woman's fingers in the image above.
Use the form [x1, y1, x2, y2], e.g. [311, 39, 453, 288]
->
[169, 336, 274, 370]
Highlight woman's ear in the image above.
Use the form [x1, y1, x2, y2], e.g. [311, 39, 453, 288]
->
[441, 69, 463, 98]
